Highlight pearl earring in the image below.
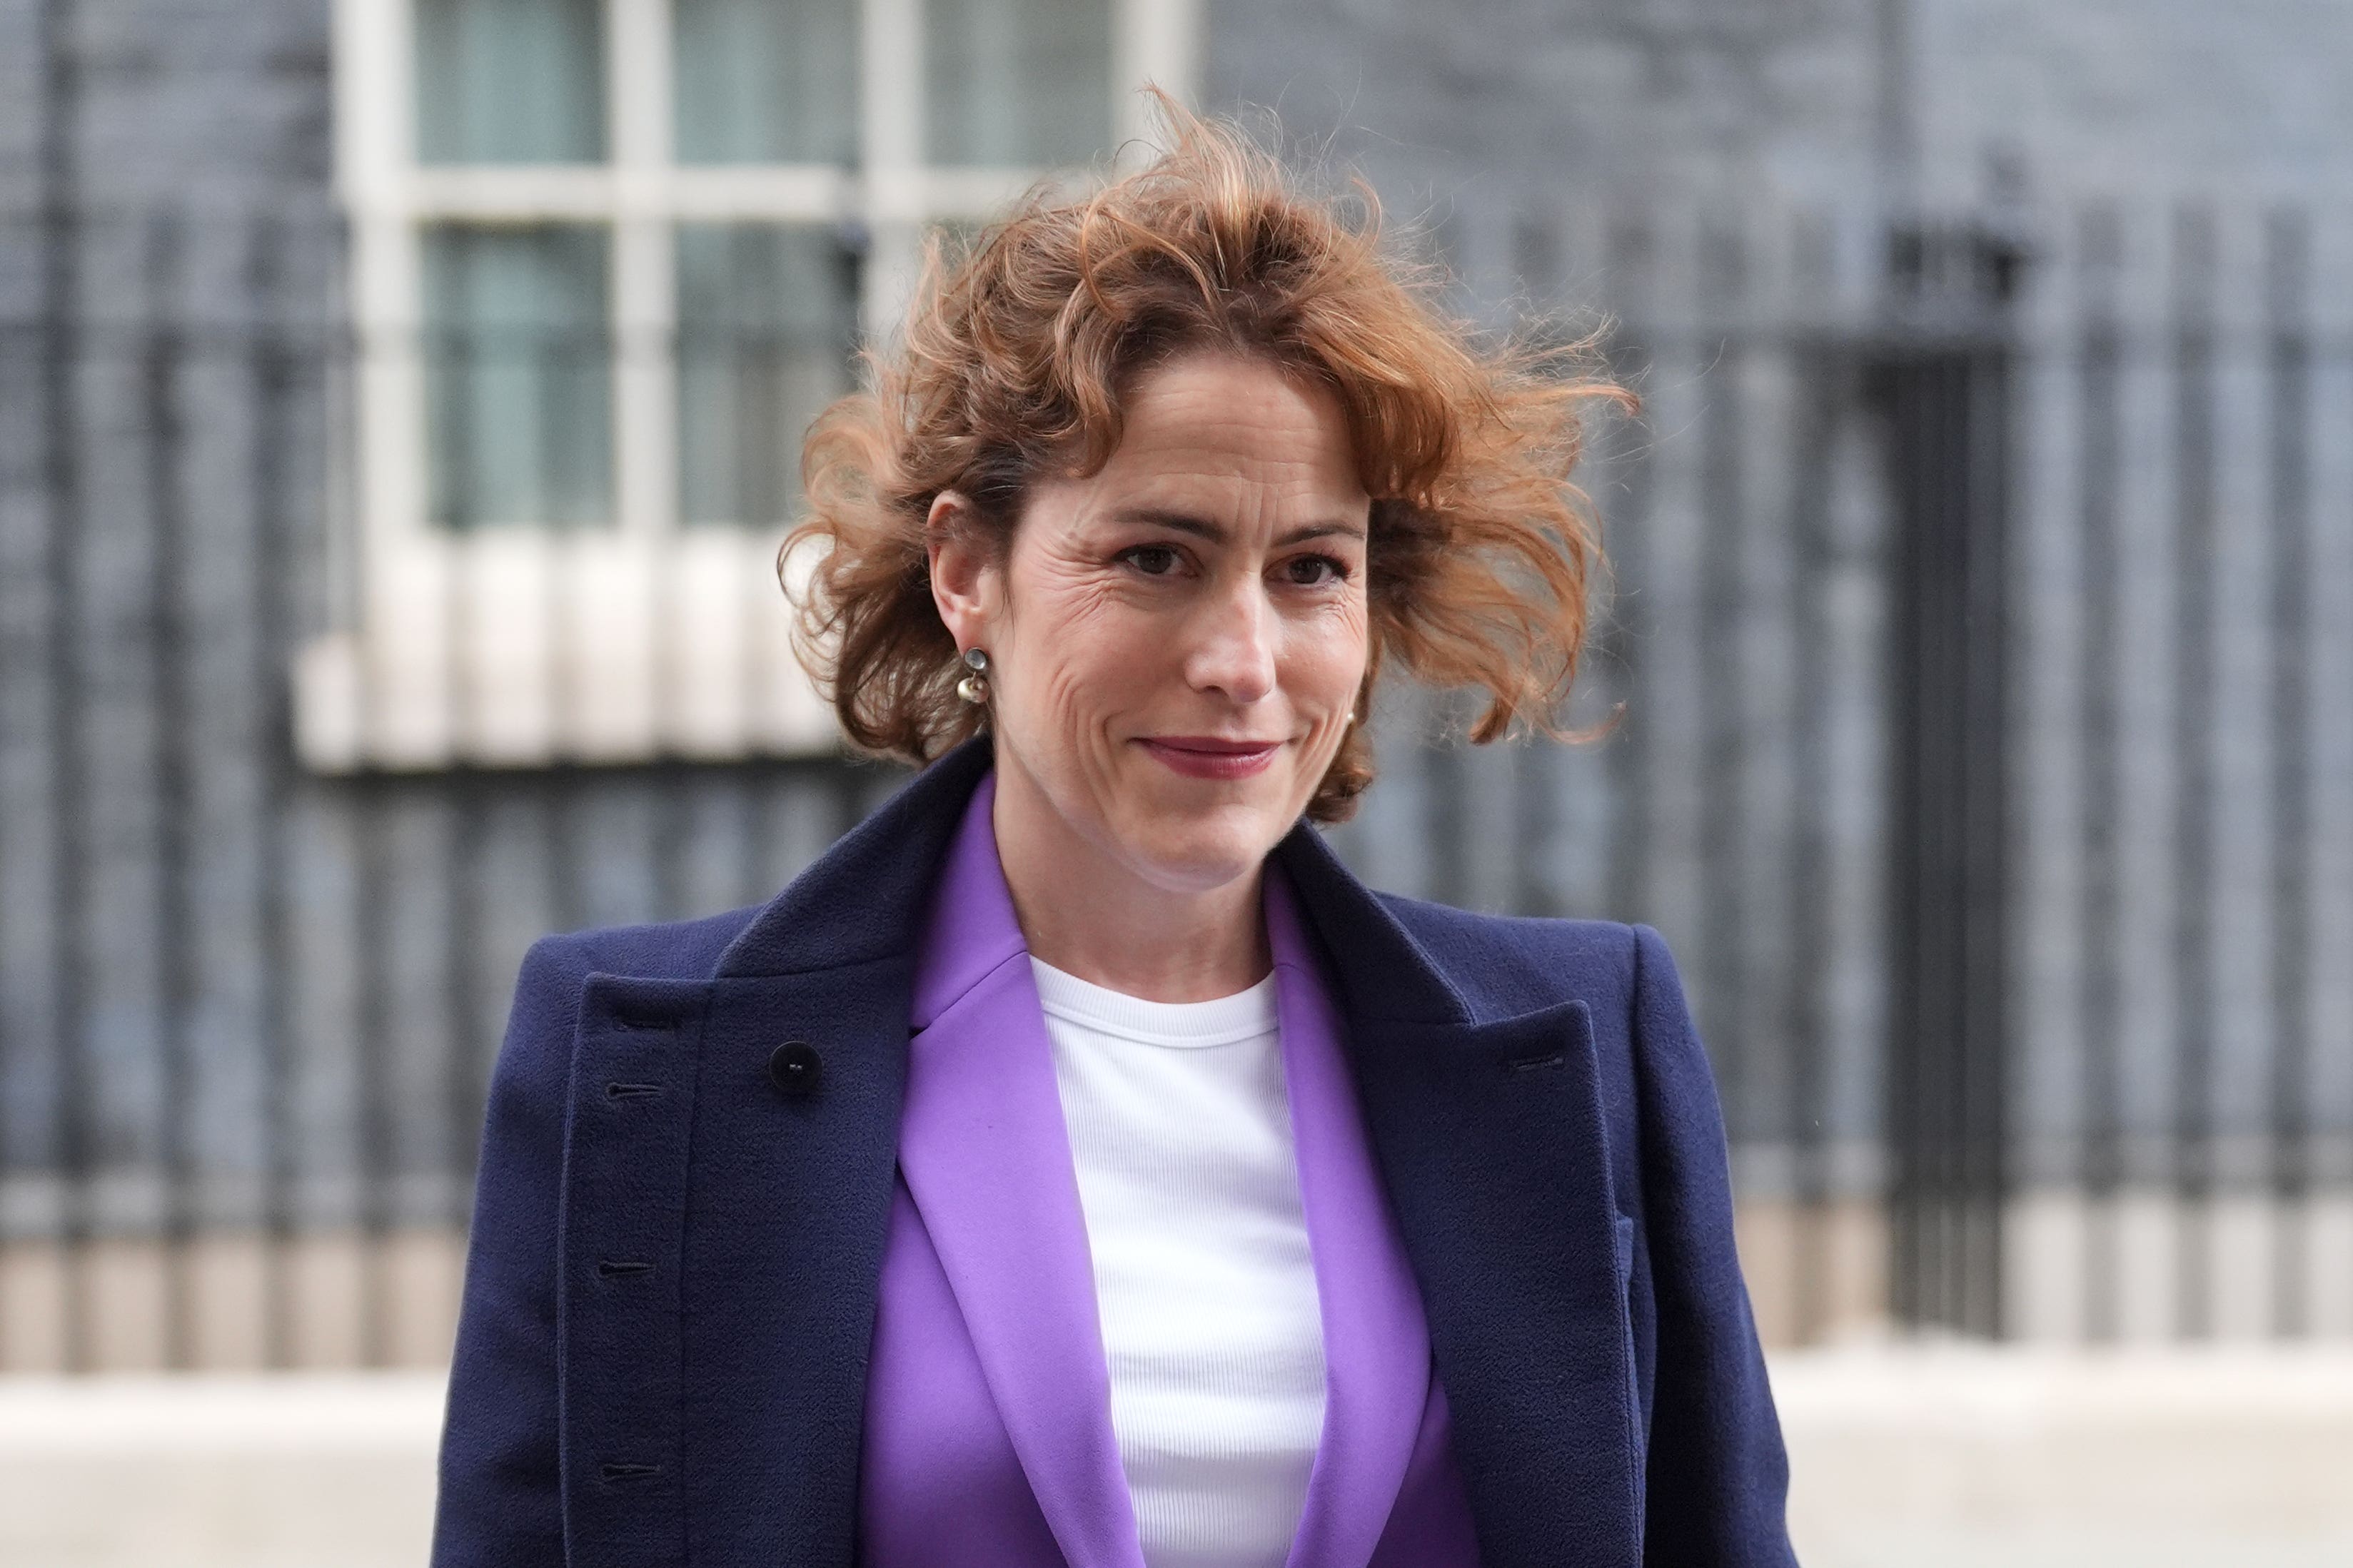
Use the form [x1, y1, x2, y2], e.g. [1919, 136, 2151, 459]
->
[955, 647, 989, 704]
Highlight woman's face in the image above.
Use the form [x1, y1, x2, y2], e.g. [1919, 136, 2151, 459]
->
[928, 350, 1372, 896]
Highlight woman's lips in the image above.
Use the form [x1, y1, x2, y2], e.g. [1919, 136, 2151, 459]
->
[1138, 736, 1283, 780]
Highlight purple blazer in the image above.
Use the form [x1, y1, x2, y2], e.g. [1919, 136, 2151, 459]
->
[430, 736, 1798, 1568]
[857, 771, 1478, 1566]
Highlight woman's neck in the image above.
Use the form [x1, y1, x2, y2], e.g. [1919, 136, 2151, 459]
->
[989, 764, 1270, 1004]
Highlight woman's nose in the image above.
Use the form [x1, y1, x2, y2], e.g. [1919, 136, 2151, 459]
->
[1183, 581, 1276, 704]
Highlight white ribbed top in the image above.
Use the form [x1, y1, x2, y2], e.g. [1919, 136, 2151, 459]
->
[1030, 956, 1326, 1568]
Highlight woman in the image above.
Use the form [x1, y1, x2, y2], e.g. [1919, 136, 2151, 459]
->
[433, 105, 1796, 1568]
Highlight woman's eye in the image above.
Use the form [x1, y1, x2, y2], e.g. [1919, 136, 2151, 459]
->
[1120, 545, 1180, 575]
[1283, 554, 1348, 586]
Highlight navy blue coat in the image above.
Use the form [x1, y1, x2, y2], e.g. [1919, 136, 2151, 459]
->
[433, 737, 1799, 1568]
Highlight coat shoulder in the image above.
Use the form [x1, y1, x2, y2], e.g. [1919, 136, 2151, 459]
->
[1370, 891, 1642, 1024]
[525, 901, 767, 987]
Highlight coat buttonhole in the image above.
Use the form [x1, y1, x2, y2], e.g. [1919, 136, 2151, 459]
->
[600, 1461, 662, 1483]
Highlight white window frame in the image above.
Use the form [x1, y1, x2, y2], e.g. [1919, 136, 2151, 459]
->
[303, 0, 1199, 770]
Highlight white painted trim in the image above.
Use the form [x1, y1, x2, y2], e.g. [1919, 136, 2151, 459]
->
[389, 166, 848, 221]
[333, 0, 409, 213]
[860, 0, 925, 343]
[610, 0, 677, 541]
[1115, 0, 1201, 154]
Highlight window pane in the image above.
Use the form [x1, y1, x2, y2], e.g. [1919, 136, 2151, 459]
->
[676, 224, 858, 529]
[415, 0, 605, 163]
[925, 0, 1111, 167]
[423, 225, 613, 530]
[674, 0, 858, 164]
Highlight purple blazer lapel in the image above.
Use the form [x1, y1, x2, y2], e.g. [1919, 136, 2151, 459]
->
[895, 772, 1446, 1568]
[896, 774, 1149, 1568]
[1268, 869, 1434, 1568]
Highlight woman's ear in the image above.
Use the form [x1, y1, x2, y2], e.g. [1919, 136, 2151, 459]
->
[925, 490, 999, 653]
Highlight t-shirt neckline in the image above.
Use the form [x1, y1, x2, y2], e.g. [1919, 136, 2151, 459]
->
[1027, 956, 1280, 1049]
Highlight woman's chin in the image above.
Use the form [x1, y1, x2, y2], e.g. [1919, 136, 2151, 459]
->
[1112, 806, 1291, 896]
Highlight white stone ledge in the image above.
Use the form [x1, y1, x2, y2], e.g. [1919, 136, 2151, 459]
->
[0, 1371, 448, 1456]
[2, 1348, 2350, 1567]
[0, 1372, 446, 1568]
[1778, 1345, 2353, 1567]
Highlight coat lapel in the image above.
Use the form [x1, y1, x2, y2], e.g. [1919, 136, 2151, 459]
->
[1274, 825, 1646, 1568]
[1266, 869, 1431, 1568]
[894, 774, 1147, 1568]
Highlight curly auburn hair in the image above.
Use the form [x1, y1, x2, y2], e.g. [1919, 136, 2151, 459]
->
[782, 95, 1628, 822]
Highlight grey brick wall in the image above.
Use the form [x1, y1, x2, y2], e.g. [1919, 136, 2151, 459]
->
[5, 0, 333, 211]
[1912, 0, 2353, 204]
[1203, 0, 1893, 316]
[1205, 0, 1890, 194]
[1206, 1, 2353, 278]
[6, 1, 2350, 283]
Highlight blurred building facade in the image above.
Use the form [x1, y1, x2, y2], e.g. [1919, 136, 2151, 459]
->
[1, 0, 2349, 1371]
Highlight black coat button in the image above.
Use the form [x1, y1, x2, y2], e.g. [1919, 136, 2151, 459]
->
[768, 1040, 822, 1098]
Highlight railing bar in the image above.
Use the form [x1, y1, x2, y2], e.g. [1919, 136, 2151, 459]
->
[0, 235, 21, 1369]
[653, 766, 691, 923]
[1882, 353, 1918, 1330]
[1785, 333, 1838, 1342]
[1510, 732, 1551, 919]
[2077, 204, 2127, 1343]
[1598, 330, 1655, 926]
[1931, 350, 1966, 1332]
[1880, 313, 2014, 1339]
[144, 209, 196, 1370]
[39, 2, 92, 1372]
[2170, 205, 2220, 1342]
[547, 774, 585, 941]
[2264, 207, 2314, 1337]
[447, 776, 488, 1207]
[742, 767, 777, 911]
[355, 795, 393, 1367]
[1915, 355, 1946, 1335]
[1967, 338, 2012, 1339]
[1697, 217, 1750, 1143]
[1926, 355, 1966, 1332]
[1427, 697, 1468, 911]
[246, 211, 300, 1370]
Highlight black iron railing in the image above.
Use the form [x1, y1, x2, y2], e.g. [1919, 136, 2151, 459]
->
[2, 198, 2349, 1368]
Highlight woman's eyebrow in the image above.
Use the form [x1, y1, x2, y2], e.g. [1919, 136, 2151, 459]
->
[1106, 507, 1367, 545]
[1108, 507, 1220, 537]
[1279, 520, 1369, 544]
